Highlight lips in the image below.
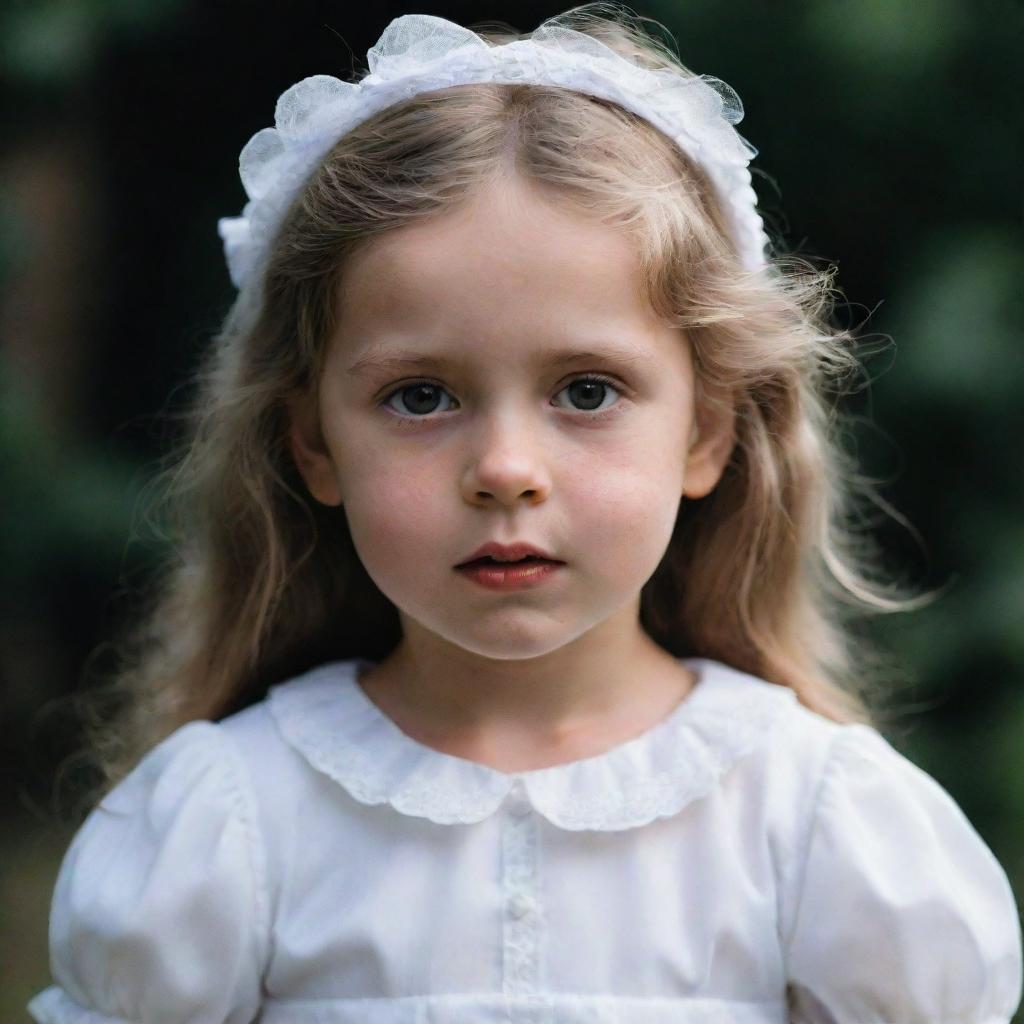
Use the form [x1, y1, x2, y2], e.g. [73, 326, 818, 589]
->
[455, 541, 562, 568]
[460, 555, 554, 568]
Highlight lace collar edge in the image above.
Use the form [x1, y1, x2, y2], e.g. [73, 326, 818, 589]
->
[265, 656, 796, 830]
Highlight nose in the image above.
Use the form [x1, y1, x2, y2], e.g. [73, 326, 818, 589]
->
[461, 412, 552, 507]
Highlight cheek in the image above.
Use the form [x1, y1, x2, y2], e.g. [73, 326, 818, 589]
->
[341, 456, 451, 571]
[561, 431, 684, 563]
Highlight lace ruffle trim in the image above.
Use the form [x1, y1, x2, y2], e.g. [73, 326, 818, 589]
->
[266, 657, 797, 832]
[218, 13, 769, 294]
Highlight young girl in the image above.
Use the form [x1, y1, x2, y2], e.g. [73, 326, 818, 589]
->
[28, 5, 1022, 1022]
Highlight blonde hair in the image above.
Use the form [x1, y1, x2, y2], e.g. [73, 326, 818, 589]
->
[55, 2, 939, 818]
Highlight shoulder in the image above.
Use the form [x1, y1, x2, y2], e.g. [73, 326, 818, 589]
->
[749, 695, 931, 938]
[93, 718, 257, 834]
[759, 697, 965, 860]
[214, 662, 379, 880]
[28, 718, 270, 1022]
[217, 663, 349, 803]
[767, 701, 983, 856]
[763, 692, 844, 771]
[753, 688, 915, 819]
[716, 672, 853, 831]
[772, 709, 1024, 1017]
[740, 697, 1022, 1016]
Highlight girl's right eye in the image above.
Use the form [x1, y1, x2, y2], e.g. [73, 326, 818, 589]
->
[381, 382, 456, 418]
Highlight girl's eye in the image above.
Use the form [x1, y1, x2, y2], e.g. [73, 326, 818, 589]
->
[379, 375, 624, 421]
[553, 375, 622, 414]
[382, 382, 455, 418]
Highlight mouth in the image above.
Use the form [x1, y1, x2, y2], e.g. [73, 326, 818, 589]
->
[455, 541, 563, 567]
[456, 555, 562, 569]
[454, 554, 566, 589]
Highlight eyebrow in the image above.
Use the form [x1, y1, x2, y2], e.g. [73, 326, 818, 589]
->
[346, 344, 648, 376]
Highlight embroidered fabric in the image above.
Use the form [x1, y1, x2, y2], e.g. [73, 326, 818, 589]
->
[502, 804, 544, 993]
[266, 656, 798, 831]
[217, 13, 770, 298]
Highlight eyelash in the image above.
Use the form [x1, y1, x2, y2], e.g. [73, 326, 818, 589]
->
[378, 374, 627, 427]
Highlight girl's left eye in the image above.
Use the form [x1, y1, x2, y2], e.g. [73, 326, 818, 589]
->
[379, 375, 625, 422]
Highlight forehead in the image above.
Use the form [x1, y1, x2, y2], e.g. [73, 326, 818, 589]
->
[333, 180, 663, 348]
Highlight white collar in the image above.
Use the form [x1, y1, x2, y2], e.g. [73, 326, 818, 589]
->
[266, 656, 797, 831]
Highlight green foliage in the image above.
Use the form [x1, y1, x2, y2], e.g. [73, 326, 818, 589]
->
[1, 0, 184, 84]
[0, 361, 145, 584]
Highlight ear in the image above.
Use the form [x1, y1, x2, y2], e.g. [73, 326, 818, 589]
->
[285, 392, 344, 507]
[683, 385, 736, 500]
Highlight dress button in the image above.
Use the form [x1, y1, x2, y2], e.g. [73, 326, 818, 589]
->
[507, 781, 531, 817]
[508, 891, 538, 919]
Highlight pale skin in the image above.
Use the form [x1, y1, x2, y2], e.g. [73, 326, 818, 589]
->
[287, 175, 736, 773]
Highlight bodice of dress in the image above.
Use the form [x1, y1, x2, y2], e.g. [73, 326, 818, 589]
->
[27, 656, 1024, 1023]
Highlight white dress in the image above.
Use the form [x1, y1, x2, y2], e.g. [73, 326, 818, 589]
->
[27, 656, 1023, 1023]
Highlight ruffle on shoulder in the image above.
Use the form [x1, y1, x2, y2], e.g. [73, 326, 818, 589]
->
[785, 724, 1023, 1021]
[27, 721, 268, 1024]
[266, 657, 798, 831]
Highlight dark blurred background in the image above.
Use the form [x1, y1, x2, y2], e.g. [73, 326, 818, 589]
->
[2, 0, 1021, 1013]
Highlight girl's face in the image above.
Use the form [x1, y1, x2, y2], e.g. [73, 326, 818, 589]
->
[288, 178, 735, 665]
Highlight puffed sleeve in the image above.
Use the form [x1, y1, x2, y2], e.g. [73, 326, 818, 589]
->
[26, 720, 269, 1023]
[785, 723, 1023, 1022]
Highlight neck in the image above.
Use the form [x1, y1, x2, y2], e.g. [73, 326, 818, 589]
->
[356, 602, 694, 751]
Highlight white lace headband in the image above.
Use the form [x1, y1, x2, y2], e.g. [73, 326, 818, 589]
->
[217, 12, 769, 294]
